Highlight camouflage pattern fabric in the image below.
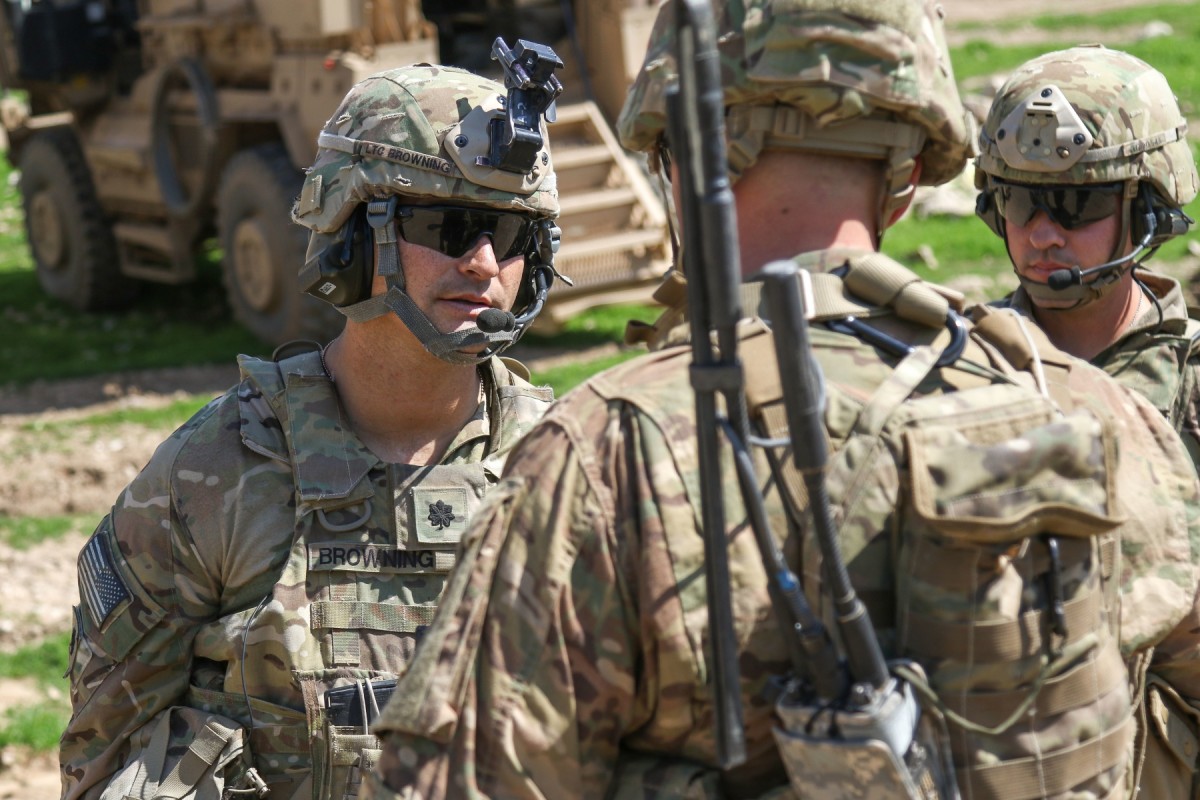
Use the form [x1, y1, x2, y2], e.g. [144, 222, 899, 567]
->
[60, 352, 553, 800]
[994, 269, 1200, 471]
[292, 65, 559, 237]
[616, 0, 974, 187]
[366, 250, 1200, 799]
[976, 46, 1198, 206]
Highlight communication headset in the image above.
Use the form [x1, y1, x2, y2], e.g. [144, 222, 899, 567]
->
[302, 207, 372, 307]
[301, 204, 562, 321]
[975, 180, 1193, 290]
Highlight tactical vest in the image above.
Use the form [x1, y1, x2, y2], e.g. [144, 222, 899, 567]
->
[741, 254, 1135, 799]
[178, 351, 552, 800]
[997, 285, 1200, 469]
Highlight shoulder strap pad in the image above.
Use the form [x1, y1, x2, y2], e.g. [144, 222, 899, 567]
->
[483, 356, 555, 455]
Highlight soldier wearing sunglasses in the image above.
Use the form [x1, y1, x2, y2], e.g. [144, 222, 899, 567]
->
[60, 59, 566, 800]
[976, 48, 1200, 799]
[976, 47, 1200, 469]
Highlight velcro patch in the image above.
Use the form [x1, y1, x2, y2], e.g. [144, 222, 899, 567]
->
[308, 543, 456, 574]
[296, 173, 323, 217]
[411, 487, 469, 544]
[79, 534, 131, 630]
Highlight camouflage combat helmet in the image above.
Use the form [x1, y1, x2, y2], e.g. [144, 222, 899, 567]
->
[617, 0, 976, 230]
[978, 45, 1196, 205]
[976, 46, 1197, 305]
[293, 63, 563, 364]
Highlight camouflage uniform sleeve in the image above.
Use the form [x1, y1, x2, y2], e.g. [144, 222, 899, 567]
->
[1144, 374, 1200, 698]
[1176, 355, 1200, 471]
[60, 398, 232, 800]
[369, 397, 645, 799]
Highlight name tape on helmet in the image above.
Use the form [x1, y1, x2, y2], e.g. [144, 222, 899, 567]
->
[317, 132, 455, 176]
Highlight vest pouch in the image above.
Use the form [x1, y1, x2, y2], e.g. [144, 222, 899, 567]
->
[185, 685, 311, 798]
[321, 728, 380, 800]
[898, 410, 1133, 800]
[97, 706, 263, 800]
[302, 672, 394, 800]
[904, 409, 1123, 543]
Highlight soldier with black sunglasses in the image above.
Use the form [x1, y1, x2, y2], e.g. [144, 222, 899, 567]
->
[976, 46, 1200, 471]
[60, 55, 567, 800]
[976, 47, 1200, 799]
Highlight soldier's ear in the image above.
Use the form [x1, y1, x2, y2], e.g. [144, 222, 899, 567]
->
[886, 158, 923, 227]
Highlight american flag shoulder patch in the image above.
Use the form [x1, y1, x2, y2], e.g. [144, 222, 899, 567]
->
[80, 534, 132, 630]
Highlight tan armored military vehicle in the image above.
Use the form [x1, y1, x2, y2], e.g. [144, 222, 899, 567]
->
[0, 0, 668, 345]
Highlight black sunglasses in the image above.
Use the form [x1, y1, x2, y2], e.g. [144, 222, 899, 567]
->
[395, 205, 538, 260]
[993, 181, 1124, 231]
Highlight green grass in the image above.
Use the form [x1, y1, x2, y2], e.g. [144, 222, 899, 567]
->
[0, 633, 71, 685]
[523, 302, 661, 350]
[0, 514, 95, 550]
[532, 349, 646, 396]
[883, 214, 1009, 285]
[20, 394, 217, 434]
[523, 302, 662, 391]
[0, 635, 72, 752]
[0, 703, 69, 750]
[950, 4, 1200, 115]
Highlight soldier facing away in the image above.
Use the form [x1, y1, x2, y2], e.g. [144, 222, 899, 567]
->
[59, 63, 563, 800]
[977, 46, 1200, 470]
[364, 2, 1200, 799]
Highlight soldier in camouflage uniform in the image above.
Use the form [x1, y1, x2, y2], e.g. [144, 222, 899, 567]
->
[364, 3, 1200, 799]
[977, 47, 1200, 469]
[59, 64, 562, 800]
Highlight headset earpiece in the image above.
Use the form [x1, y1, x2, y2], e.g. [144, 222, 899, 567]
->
[975, 188, 1005, 239]
[1130, 184, 1194, 247]
[514, 219, 560, 311]
[303, 208, 373, 307]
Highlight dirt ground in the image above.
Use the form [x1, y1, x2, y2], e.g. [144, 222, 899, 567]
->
[0, 364, 239, 799]
[0, 0, 1189, 796]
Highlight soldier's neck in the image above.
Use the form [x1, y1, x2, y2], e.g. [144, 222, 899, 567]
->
[322, 326, 484, 465]
[731, 151, 880, 276]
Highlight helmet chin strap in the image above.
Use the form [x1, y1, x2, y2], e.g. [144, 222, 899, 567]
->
[338, 275, 525, 367]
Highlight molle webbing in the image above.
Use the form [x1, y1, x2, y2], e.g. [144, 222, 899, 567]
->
[939, 645, 1127, 729]
[738, 315, 1131, 799]
[961, 716, 1134, 800]
[909, 533, 1118, 591]
[311, 600, 439, 634]
[902, 588, 1101, 663]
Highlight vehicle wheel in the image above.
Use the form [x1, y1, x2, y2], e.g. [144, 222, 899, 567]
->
[216, 143, 343, 346]
[18, 128, 136, 310]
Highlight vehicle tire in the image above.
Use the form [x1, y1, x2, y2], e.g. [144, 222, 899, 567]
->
[18, 127, 137, 310]
[216, 143, 343, 346]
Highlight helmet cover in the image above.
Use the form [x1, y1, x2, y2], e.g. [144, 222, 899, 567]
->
[292, 64, 560, 235]
[616, 0, 976, 186]
[977, 45, 1197, 207]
